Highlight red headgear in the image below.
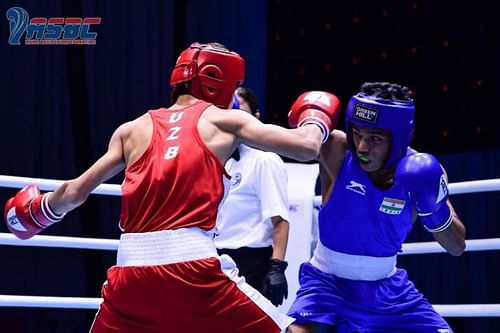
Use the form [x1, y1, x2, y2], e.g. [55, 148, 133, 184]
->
[170, 42, 245, 108]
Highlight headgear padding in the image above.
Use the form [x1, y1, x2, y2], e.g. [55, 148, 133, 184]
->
[170, 42, 245, 108]
[345, 93, 415, 168]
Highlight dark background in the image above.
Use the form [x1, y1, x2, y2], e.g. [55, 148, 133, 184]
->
[0, 0, 499, 332]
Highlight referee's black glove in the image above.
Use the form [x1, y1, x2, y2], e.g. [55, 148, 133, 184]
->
[262, 259, 288, 306]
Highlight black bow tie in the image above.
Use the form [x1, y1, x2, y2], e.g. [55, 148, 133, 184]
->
[230, 148, 240, 161]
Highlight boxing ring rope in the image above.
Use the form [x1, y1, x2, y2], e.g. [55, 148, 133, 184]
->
[1, 174, 500, 317]
[2, 175, 500, 198]
[1, 233, 499, 254]
[0, 175, 121, 196]
[0, 294, 498, 317]
[0, 233, 119, 250]
[0, 295, 102, 309]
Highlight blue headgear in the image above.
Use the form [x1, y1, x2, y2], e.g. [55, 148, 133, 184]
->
[345, 92, 415, 168]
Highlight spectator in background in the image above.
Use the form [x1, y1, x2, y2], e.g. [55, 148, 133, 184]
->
[216, 86, 290, 307]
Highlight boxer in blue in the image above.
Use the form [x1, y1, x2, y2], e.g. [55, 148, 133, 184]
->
[287, 82, 466, 333]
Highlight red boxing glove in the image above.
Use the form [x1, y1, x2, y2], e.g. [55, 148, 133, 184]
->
[4, 185, 65, 239]
[288, 91, 341, 142]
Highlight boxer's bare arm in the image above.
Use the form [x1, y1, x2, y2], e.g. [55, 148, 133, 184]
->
[318, 130, 348, 202]
[48, 123, 129, 215]
[202, 106, 323, 163]
[431, 201, 466, 256]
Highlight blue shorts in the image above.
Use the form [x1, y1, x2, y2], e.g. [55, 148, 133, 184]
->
[287, 262, 453, 333]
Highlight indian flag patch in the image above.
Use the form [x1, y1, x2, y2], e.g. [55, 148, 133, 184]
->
[379, 197, 406, 215]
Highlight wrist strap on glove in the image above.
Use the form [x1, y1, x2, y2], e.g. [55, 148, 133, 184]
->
[299, 119, 330, 143]
[30, 193, 65, 227]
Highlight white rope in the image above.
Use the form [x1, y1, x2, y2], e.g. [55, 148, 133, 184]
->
[0, 233, 118, 250]
[0, 294, 497, 317]
[2, 175, 500, 201]
[0, 175, 121, 196]
[0, 232, 498, 254]
[433, 304, 500, 317]
[400, 238, 500, 255]
[0, 295, 101, 309]
[449, 178, 500, 195]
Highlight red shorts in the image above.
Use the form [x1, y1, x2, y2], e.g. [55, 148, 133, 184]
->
[89, 229, 293, 332]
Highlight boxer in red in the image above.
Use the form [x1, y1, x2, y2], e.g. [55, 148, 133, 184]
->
[4, 42, 341, 333]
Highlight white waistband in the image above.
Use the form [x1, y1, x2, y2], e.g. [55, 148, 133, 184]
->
[310, 241, 397, 281]
[116, 228, 218, 267]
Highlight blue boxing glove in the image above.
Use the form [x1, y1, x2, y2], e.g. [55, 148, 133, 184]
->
[395, 153, 453, 232]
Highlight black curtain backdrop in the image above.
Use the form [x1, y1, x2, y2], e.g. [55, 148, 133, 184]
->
[183, 0, 268, 120]
[0, 1, 175, 332]
[0, 1, 498, 332]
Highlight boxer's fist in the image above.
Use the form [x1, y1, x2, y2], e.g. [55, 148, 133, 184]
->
[288, 91, 341, 142]
[395, 153, 453, 232]
[4, 185, 64, 239]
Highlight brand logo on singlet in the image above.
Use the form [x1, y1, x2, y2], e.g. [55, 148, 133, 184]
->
[437, 329, 451, 333]
[345, 180, 367, 195]
[379, 197, 406, 215]
[354, 104, 378, 124]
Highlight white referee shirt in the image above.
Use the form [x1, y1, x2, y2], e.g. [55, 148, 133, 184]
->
[215, 144, 289, 249]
